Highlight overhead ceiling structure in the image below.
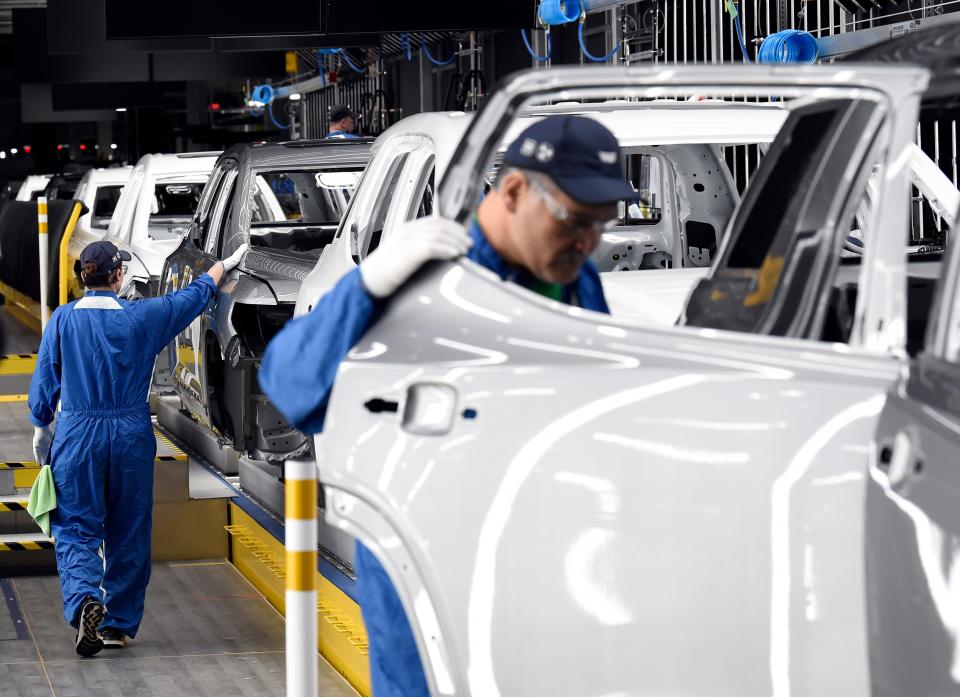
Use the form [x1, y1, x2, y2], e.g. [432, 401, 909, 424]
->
[0, 0, 44, 35]
[0, 0, 536, 175]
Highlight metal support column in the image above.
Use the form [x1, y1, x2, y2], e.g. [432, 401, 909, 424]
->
[285, 459, 318, 697]
[709, 0, 723, 62]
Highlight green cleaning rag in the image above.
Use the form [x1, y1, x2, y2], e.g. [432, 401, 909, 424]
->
[27, 465, 56, 537]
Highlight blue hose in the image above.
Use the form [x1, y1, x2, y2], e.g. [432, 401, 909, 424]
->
[757, 30, 818, 63]
[521, 28, 552, 62]
[251, 84, 275, 106]
[734, 16, 751, 62]
[538, 0, 581, 25]
[420, 34, 456, 66]
[577, 20, 620, 63]
[314, 48, 367, 73]
[401, 33, 413, 61]
[338, 50, 368, 74]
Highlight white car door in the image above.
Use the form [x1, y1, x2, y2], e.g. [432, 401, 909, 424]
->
[318, 67, 926, 696]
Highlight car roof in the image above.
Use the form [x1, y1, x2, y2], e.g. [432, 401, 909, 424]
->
[374, 102, 787, 182]
[512, 100, 788, 147]
[78, 166, 133, 187]
[136, 151, 222, 176]
[220, 138, 374, 171]
[848, 21, 960, 100]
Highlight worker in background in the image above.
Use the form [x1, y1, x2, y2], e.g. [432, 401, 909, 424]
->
[259, 115, 634, 696]
[28, 239, 247, 657]
[327, 104, 359, 139]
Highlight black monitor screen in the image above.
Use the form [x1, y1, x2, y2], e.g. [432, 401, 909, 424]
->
[105, 0, 322, 39]
[323, 0, 536, 33]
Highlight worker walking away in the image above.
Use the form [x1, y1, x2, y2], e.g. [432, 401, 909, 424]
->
[259, 115, 635, 695]
[326, 104, 359, 139]
[28, 240, 247, 657]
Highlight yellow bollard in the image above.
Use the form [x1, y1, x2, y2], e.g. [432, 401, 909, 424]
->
[59, 201, 84, 306]
[36, 197, 50, 330]
[285, 459, 318, 697]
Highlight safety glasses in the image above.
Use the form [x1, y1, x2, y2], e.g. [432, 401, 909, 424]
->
[527, 175, 617, 236]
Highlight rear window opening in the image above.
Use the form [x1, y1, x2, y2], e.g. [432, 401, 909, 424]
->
[148, 182, 206, 241]
[92, 185, 124, 228]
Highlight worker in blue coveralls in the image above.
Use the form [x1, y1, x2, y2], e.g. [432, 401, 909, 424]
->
[327, 104, 359, 139]
[28, 239, 247, 657]
[259, 115, 635, 696]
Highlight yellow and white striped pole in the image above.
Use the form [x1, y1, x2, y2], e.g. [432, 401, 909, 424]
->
[36, 197, 50, 330]
[285, 459, 318, 697]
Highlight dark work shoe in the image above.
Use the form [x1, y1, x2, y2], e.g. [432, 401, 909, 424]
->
[76, 598, 104, 657]
[100, 627, 126, 649]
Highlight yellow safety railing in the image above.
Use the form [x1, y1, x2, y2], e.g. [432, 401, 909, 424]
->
[58, 201, 85, 306]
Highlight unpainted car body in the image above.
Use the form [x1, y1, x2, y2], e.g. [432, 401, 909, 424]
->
[160, 139, 371, 460]
[108, 152, 221, 299]
[64, 166, 133, 299]
[295, 102, 789, 323]
[14, 174, 51, 201]
[316, 59, 960, 697]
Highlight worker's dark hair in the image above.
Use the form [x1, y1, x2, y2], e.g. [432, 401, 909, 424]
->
[76, 260, 121, 289]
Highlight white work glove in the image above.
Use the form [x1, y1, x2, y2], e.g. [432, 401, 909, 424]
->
[360, 217, 472, 299]
[221, 243, 249, 273]
[32, 425, 53, 466]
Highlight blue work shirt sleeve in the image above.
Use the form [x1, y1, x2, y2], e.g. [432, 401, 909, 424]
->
[28, 306, 65, 427]
[137, 273, 218, 355]
[260, 267, 377, 435]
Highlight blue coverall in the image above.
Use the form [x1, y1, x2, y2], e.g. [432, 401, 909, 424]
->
[259, 220, 609, 696]
[28, 274, 218, 637]
[326, 131, 360, 140]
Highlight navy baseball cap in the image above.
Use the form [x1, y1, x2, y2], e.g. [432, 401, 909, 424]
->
[329, 104, 355, 122]
[502, 115, 636, 206]
[80, 241, 130, 276]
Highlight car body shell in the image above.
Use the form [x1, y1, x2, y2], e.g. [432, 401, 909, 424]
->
[313, 62, 960, 697]
[108, 152, 221, 299]
[14, 175, 51, 201]
[159, 139, 372, 459]
[65, 166, 133, 298]
[295, 102, 791, 324]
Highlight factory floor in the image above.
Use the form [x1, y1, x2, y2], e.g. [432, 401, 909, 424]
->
[0, 307, 359, 697]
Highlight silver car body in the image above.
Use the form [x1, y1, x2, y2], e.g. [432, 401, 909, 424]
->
[160, 140, 372, 459]
[313, 64, 960, 696]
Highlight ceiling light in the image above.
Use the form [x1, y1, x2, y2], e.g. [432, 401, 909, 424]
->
[9, 148, 17, 154]
[116, 107, 127, 112]
[110, 143, 118, 150]
[289, 93, 302, 101]
[0, 152, 6, 160]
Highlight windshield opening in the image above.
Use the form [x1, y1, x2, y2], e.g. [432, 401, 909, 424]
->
[250, 168, 363, 253]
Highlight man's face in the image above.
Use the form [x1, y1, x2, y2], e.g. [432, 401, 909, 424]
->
[342, 116, 356, 133]
[506, 173, 616, 285]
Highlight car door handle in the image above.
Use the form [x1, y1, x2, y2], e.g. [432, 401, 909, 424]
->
[364, 398, 399, 414]
[880, 431, 924, 491]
